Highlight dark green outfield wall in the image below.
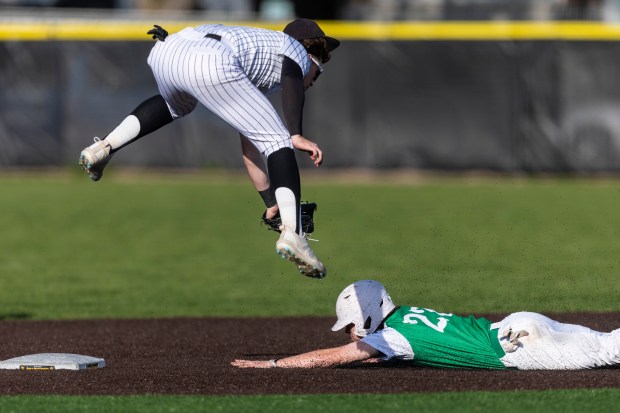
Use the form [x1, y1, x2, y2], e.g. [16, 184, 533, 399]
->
[2, 39, 620, 172]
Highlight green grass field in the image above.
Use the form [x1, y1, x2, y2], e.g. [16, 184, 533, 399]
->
[1, 389, 619, 413]
[0, 171, 619, 411]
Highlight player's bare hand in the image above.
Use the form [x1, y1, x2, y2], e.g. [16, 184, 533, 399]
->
[231, 359, 273, 368]
[291, 135, 323, 167]
[265, 205, 279, 220]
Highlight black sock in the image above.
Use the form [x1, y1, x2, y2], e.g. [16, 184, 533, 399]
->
[111, 95, 173, 152]
[267, 148, 301, 233]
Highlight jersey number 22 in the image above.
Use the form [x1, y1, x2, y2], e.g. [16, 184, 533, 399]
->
[403, 307, 453, 333]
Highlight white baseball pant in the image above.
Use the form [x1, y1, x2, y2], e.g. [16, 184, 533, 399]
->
[146, 27, 293, 157]
[492, 311, 620, 370]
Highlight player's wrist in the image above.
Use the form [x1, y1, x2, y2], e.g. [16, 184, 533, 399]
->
[259, 188, 277, 208]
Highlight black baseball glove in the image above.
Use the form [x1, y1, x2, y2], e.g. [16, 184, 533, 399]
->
[262, 202, 317, 234]
[147, 25, 168, 41]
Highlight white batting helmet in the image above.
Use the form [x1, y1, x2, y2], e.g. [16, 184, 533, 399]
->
[331, 280, 396, 337]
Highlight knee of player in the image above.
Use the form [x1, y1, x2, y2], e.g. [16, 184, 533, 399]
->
[263, 141, 295, 158]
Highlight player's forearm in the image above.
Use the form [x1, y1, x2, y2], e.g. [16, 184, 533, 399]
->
[275, 348, 348, 368]
[232, 342, 379, 369]
[240, 134, 270, 192]
[243, 155, 270, 192]
[278, 342, 379, 368]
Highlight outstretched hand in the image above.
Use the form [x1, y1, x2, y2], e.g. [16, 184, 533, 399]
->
[231, 359, 273, 368]
[291, 135, 323, 167]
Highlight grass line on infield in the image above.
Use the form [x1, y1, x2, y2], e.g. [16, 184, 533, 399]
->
[0, 388, 619, 413]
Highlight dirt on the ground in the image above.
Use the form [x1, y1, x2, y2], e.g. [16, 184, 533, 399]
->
[0, 313, 618, 395]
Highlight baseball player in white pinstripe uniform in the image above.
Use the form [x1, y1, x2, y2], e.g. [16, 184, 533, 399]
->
[79, 19, 339, 279]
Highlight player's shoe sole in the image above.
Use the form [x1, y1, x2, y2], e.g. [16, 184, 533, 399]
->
[79, 138, 112, 182]
[276, 226, 326, 279]
[277, 245, 326, 279]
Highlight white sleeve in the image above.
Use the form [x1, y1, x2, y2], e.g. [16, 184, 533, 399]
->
[279, 36, 311, 76]
[361, 327, 414, 361]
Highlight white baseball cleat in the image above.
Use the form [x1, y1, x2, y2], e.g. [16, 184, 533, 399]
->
[79, 137, 113, 182]
[276, 225, 326, 279]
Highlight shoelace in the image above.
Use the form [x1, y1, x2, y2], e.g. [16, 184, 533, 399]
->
[305, 234, 319, 242]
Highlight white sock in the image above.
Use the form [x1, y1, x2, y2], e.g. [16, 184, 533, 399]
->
[104, 115, 141, 150]
[275, 187, 299, 233]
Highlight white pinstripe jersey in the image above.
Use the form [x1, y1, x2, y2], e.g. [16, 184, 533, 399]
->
[193, 24, 311, 95]
[147, 24, 312, 156]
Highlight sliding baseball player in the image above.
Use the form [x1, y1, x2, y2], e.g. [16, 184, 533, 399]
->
[233, 280, 620, 369]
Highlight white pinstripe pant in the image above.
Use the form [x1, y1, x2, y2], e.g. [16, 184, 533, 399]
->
[492, 312, 620, 370]
[147, 28, 293, 156]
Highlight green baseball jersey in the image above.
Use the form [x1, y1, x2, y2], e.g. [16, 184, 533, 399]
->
[361, 306, 506, 369]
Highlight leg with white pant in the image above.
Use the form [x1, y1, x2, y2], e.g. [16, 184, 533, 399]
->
[188, 53, 326, 277]
[149, 36, 326, 278]
[267, 148, 326, 279]
[496, 312, 620, 370]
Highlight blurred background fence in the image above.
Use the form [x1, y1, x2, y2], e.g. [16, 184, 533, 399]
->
[2, 0, 620, 172]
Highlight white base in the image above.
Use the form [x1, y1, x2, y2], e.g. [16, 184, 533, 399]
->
[0, 353, 105, 370]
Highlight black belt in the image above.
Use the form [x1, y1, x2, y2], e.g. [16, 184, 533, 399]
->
[205, 33, 222, 41]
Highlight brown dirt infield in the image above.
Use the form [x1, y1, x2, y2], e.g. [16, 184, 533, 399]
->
[0, 313, 618, 395]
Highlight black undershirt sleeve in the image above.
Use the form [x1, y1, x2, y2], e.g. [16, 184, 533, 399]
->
[280, 56, 305, 136]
